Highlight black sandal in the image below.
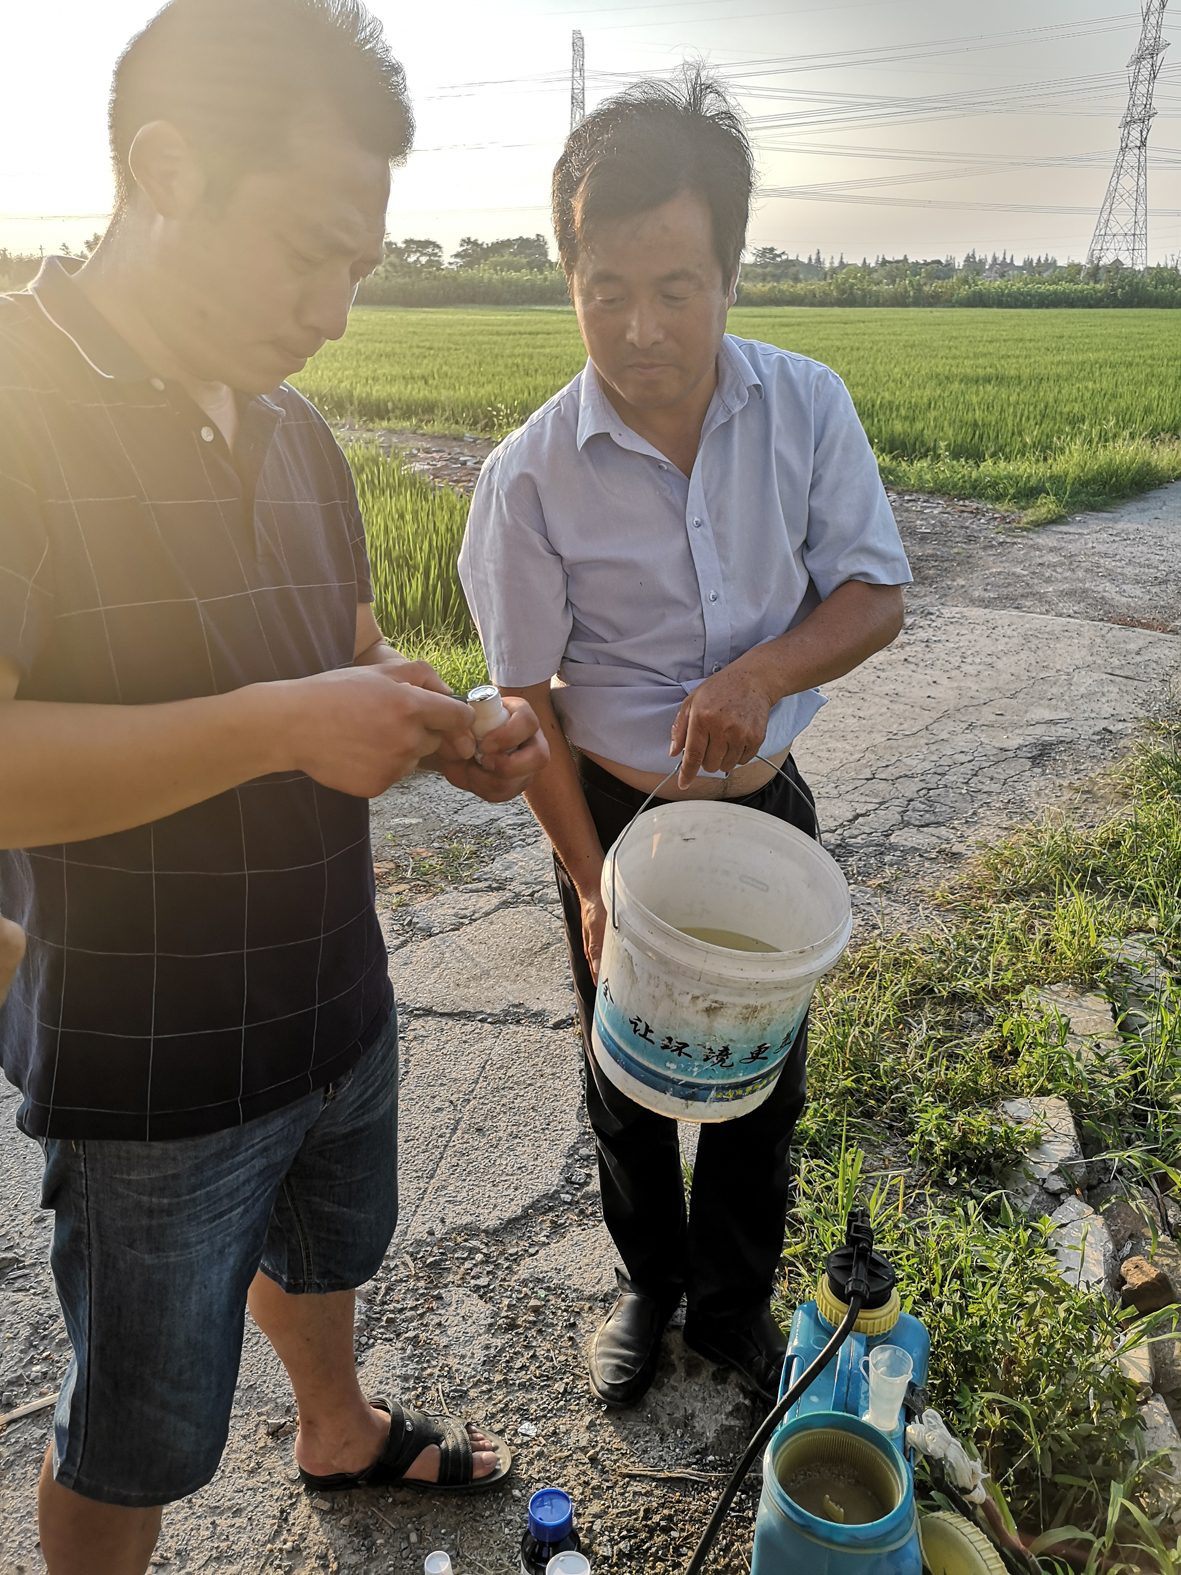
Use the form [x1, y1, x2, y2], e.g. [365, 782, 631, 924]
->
[298, 1397, 512, 1493]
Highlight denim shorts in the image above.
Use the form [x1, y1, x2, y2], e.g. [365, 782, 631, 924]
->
[39, 1011, 399, 1508]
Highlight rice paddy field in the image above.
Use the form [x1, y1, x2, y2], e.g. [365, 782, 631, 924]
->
[293, 304, 1181, 525]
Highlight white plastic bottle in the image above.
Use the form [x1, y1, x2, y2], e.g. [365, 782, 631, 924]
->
[467, 683, 510, 740]
[467, 683, 510, 761]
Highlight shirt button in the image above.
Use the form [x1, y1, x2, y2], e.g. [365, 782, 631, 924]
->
[149, 377, 165, 392]
[200, 426, 215, 442]
[693, 518, 702, 528]
[659, 462, 669, 470]
[708, 591, 719, 603]
[712, 663, 723, 674]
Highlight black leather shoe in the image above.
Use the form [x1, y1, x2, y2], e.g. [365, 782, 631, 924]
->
[683, 1303, 788, 1405]
[588, 1288, 678, 1406]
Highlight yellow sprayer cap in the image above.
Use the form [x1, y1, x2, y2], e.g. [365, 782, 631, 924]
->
[816, 1273, 901, 1338]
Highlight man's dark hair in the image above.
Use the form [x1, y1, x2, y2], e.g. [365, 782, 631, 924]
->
[110, 0, 413, 210]
[552, 65, 753, 284]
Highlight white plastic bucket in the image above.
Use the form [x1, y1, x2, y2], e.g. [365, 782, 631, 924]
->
[592, 800, 852, 1122]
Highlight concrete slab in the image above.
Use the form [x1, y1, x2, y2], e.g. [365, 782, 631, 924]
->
[403, 888, 510, 938]
[1048, 1197, 1116, 1298]
[1000, 1095, 1085, 1217]
[793, 605, 1178, 875]
[389, 906, 576, 1024]
[899, 479, 1181, 633]
[394, 1016, 584, 1241]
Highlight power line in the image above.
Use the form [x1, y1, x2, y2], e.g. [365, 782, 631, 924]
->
[761, 186, 1181, 217]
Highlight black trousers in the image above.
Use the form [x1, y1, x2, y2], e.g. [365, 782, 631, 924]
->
[554, 752, 817, 1328]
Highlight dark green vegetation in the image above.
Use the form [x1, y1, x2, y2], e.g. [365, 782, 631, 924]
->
[361, 232, 569, 307]
[355, 242, 1181, 311]
[777, 730, 1181, 1569]
[300, 306, 1181, 523]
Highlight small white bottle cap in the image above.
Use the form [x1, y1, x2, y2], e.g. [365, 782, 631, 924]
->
[466, 683, 511, 744]
[469, 680, 510, 759]
[546, 1556, 591, 1575]
[424, 1553, 454, 1575]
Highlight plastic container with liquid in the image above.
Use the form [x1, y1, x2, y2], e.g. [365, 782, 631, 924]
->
[594, 800, 851, 1122]
[520, 1487, 581, 1575]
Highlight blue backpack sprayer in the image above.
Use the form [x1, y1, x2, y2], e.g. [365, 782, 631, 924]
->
[683, 1212, 1004, 1575]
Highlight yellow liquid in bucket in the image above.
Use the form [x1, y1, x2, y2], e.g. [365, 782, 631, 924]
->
[678, 926, 779, 953]
[779, 1465, 888, 1526]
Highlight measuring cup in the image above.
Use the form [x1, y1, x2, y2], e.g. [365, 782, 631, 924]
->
[860, 1344, 913, 1434]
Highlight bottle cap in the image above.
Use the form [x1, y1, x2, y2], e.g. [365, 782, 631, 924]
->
[546, 1556, 591, 1575]
[466, 684, 501, 704]
[528, 1486, 574, 1543]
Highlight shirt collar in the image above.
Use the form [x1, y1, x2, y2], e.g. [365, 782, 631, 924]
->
[28, 256, 153, 382]
[575, 333, 763, 453]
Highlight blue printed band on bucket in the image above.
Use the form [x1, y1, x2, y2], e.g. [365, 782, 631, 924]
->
[592, 1004, 796, 1104]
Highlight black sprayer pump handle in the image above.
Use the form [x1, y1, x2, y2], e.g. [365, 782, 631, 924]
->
[843, 1208, 875, 1304]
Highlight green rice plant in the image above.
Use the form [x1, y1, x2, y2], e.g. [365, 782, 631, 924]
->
[393, 628, 489, 696]
[348, 445, 473, 644]
[295, 307, 586, 436]
[294, 305, 1181, 520]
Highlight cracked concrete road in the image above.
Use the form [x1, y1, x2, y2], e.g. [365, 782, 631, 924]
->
[796, 602, 1178, 885]
[0, 482, 1177, 1575]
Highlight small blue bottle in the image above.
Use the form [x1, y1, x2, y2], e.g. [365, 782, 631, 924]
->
[520, 1488, 582, 1575]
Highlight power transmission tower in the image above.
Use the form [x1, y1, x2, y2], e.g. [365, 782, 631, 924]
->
[1088, 0, 1169, 270]
[571, 30, 585, 131]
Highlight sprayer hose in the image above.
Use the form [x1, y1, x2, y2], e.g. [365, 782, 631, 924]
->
[683, 1294, 865, 1575]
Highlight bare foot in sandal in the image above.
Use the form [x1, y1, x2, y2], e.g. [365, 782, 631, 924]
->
[297, 1397, 510, 1491]
[402, 1421, 499, 1482]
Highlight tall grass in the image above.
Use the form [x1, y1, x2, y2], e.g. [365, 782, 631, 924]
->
[347, 446, 487, 693]
[349, 445, 472, 638]
[293, 306, 1181, 521]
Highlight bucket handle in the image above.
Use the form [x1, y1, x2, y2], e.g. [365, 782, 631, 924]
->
[608, 754, 822, 932]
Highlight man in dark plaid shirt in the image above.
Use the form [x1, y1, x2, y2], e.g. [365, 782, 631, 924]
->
[0, 2, 545, 1568]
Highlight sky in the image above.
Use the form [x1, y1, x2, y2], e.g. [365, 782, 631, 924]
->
[2, 0, 1180, 266]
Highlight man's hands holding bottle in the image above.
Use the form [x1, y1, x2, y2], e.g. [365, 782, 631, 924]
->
[279, 664, 546, 802]
[427, 697, 549, 802]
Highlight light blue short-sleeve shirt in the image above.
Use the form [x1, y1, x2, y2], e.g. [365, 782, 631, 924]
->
[458, 333, 911, 776]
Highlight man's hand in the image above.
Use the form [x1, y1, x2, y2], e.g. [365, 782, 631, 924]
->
[380, 658, 454, 697]
[669, 582, 906, 789]
[670, 666, 773, 790]
[0, 914, 25, 1007]
[284, 666, 476, 797]
[579, 885, 608, 983]
[427, 696, 550, 803]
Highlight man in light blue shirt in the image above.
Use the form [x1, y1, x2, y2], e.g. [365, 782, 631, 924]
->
[460, 68, 911, 1409]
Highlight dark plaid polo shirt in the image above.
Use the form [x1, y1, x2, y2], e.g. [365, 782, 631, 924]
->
[0, 258, 392, 1141]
